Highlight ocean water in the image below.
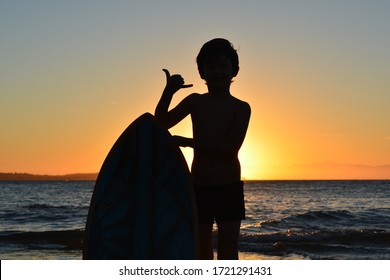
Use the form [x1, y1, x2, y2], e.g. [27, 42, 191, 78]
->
[0, 180, 389, 260]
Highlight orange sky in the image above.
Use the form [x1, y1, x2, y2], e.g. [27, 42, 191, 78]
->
[1, 1, 389, 179]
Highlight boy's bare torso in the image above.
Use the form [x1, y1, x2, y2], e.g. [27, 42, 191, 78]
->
[188, 93, 250, 186]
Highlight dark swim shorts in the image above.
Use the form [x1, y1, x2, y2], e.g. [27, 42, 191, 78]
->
[194, 181, 246, 224]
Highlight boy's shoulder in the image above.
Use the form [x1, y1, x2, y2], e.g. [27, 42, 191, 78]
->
[229, 95, 251, 113]
[185, 93, 250, 112]
[187, 92, 248, 103]
[230, 95, 249, 105]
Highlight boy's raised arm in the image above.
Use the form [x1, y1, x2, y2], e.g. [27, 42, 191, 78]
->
[154, 69, 192, 128]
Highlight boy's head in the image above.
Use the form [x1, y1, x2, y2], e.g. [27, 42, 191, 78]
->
[196, 38, 239, 80]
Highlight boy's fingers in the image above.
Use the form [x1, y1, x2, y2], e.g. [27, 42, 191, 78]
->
[163, 69, 192, 88]
[162, 69, 170, 79]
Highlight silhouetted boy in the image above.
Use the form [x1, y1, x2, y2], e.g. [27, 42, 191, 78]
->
[155, 38, 251, 259]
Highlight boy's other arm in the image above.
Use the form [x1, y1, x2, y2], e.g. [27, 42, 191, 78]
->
[172, 135, 194, 148]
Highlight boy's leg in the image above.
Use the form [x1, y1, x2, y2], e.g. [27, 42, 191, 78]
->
[216, 220, 241, 260]
[198, 223, 214, 260]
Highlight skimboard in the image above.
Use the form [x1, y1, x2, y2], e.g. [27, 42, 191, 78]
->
[83, 113, 197, 259]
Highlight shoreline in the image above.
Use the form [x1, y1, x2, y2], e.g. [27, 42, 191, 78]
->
[1, 250, 303, 260]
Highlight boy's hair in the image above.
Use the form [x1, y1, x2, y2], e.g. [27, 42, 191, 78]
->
[196, 38, 239, 79]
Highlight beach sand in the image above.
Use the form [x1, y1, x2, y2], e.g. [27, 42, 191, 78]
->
[2, 249, 303, 260]
[239, 251, 306, 260]
[239, 252, 280, 260]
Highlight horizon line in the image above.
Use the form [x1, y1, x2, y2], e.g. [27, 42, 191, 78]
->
[0, 172, 389, 181]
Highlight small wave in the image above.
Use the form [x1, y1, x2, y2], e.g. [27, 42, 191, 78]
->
[0, 229, 84, 250]
[286, 210, 354, 222]
[23, 204, 90, 211]
[241, 229, 390, 245]
[239, 229, 390, 259]
[26, 204, 72, 210]
[256, 209, 390, 231]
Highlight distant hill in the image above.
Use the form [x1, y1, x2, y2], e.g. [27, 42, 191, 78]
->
[0, 172, 98, 181]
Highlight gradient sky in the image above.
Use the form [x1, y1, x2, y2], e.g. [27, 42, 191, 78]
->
[1, 1, 389, 179]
